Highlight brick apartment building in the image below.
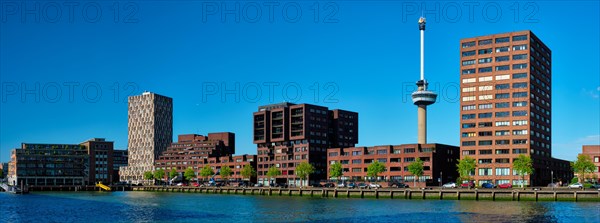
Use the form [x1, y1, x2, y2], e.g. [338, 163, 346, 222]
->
[7, 139, 124, 186]
[579, 145, 600, 182]
[155, 133, 257, 183]
[254, 102, 358, 186]
[112, 149, 128, 183]
[459, 31, 571, 186]
[327, 143, 459, 187]
[80, 138, 114, 184]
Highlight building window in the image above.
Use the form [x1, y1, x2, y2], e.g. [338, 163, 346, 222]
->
[495, 112, 509, 117]
[495, 46, 509, 53]
[496, 168, 510, 176]
[462, 60, 476, 66]
[495, 130, 510, 136]
[479, 168, 493, 176]
[495, 37, 510, 43]
[513, 82, 527, 88]
[495, 149, 510, 154]
[513, 101, 527, 107]
[495, 102, 509, 108]
[478, 131, 492, 136]
[513, 149, 527, 154]
[478, 67, 492, 73]
[479, 150, 492, 155]
[352, 159, 361, 164]
[404, 148, 415, 153]
[352, 151, 362, 156]
[513, 130, 528, 135]
[478, 159, 492, 164]
[462, 50, 476, 57]
[462, 114, 476, 120]
[495, 121, 510, 126]
[478, 122, 492, 128]
[513, 92, 528, 98]
[462, 150, 476, 155]
[495, 84, 509, 90]
[513, 44, 527, 51]
[462, 132, 476, 138]
[404, 157, 415, 162]
[478, 58, 492, 64]
[462, 96, 476, 102]
[495, 56, 510, 62]
[478, 95, 493, 100]
[513, 35, 528, 41]
[513, 139, 527, 145]
[478, 39, 492, 45]
[462, 105, 476, 111]
[462, 69, 476, 75]
[478, 104, 492, 109]
[495, 65, 510, 71]
[513, 73, 527, 79]
[513, 63, 528, 69]
[478, 113, 492, 118]
[479, 76, 493, 82]
[513, 54, 528, 60]
[462, 78, 476, 83]
[462, 123, 476, 128]
[495, 93, 509, 99]
[462, 41, 476, 48]
[478, 48, 493, 55]
[512, 120, 528, 126]
[462, 141, 476, 146]
[495, 140, 510, 145]
[513, 111, 527, 116]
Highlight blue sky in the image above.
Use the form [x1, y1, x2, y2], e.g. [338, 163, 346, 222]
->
[1, 1, 599, 163]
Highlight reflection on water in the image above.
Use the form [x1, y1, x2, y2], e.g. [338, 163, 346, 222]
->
[1, 192, 599, 222]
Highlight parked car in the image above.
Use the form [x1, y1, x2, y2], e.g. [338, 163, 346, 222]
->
[347, 182, 356, 189]
[498, 183, 512, 189]
[337, 182, 346, 188]
[192, 182, 200, 187]
[323, 183, 335, 188]
[568, 183, 583, 189]
[358, 183, 368, 189]
[547, 183, 559, 188]
[589, 183, 600, 189]
[442, 182, 457, 188]
[460, 181, 474, 188]
[390, 182, 409, 188]
[368, 183, 381, 189]
[176, 182, 187, 186]
[481, 183, 495, 188]
[254, 183, 264, 187]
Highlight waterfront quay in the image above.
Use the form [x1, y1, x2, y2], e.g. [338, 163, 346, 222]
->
[132, 186, 600, 202]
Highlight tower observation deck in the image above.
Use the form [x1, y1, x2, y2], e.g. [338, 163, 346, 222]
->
[411, 17, 437, 144]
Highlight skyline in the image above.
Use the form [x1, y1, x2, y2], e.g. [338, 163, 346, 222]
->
[1, 1, 599, 163]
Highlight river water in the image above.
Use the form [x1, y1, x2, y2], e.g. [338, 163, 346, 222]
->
[1, 191, 599, 222]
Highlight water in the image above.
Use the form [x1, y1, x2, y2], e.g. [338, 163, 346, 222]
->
[1, 191, 599, 222]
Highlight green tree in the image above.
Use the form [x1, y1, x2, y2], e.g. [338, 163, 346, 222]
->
[457, 156, 477, 189]
[296, 162, 315, 188]
[266, 166, 281, 186]
[200, 165, 214, 182]
[407, 158, 424, 187]
[329, 162, 343, 181]
[184, 167, 196, 182]
[513, 154, 533, 188]
[169, 168, 178, 179]
[220, 165, 233, 184]
[240, 164, 256, 182]
[154, 168, 165, 184]
[143, 171, 154, 185]
[572, 154, 596, 183]
[367, 160, 386, 181]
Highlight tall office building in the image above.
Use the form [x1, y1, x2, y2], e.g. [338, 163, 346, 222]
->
[119, 92, 173, 184]
[254, 102, 358, 186]
[459, 31, 570, 186]
[80, 138, 114, 184]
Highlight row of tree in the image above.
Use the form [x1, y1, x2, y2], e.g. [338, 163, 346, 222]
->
[140, 154, 597, 187]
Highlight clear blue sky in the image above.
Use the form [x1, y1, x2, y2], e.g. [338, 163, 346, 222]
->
[1, 1, 599, 163]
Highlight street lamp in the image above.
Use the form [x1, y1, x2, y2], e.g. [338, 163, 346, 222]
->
[439, 171, 442, 187]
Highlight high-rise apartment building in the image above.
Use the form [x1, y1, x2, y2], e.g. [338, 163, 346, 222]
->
[459, 31, 571, 186]
[254, 102, 358, 186]
[120, 92, 173, 184]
